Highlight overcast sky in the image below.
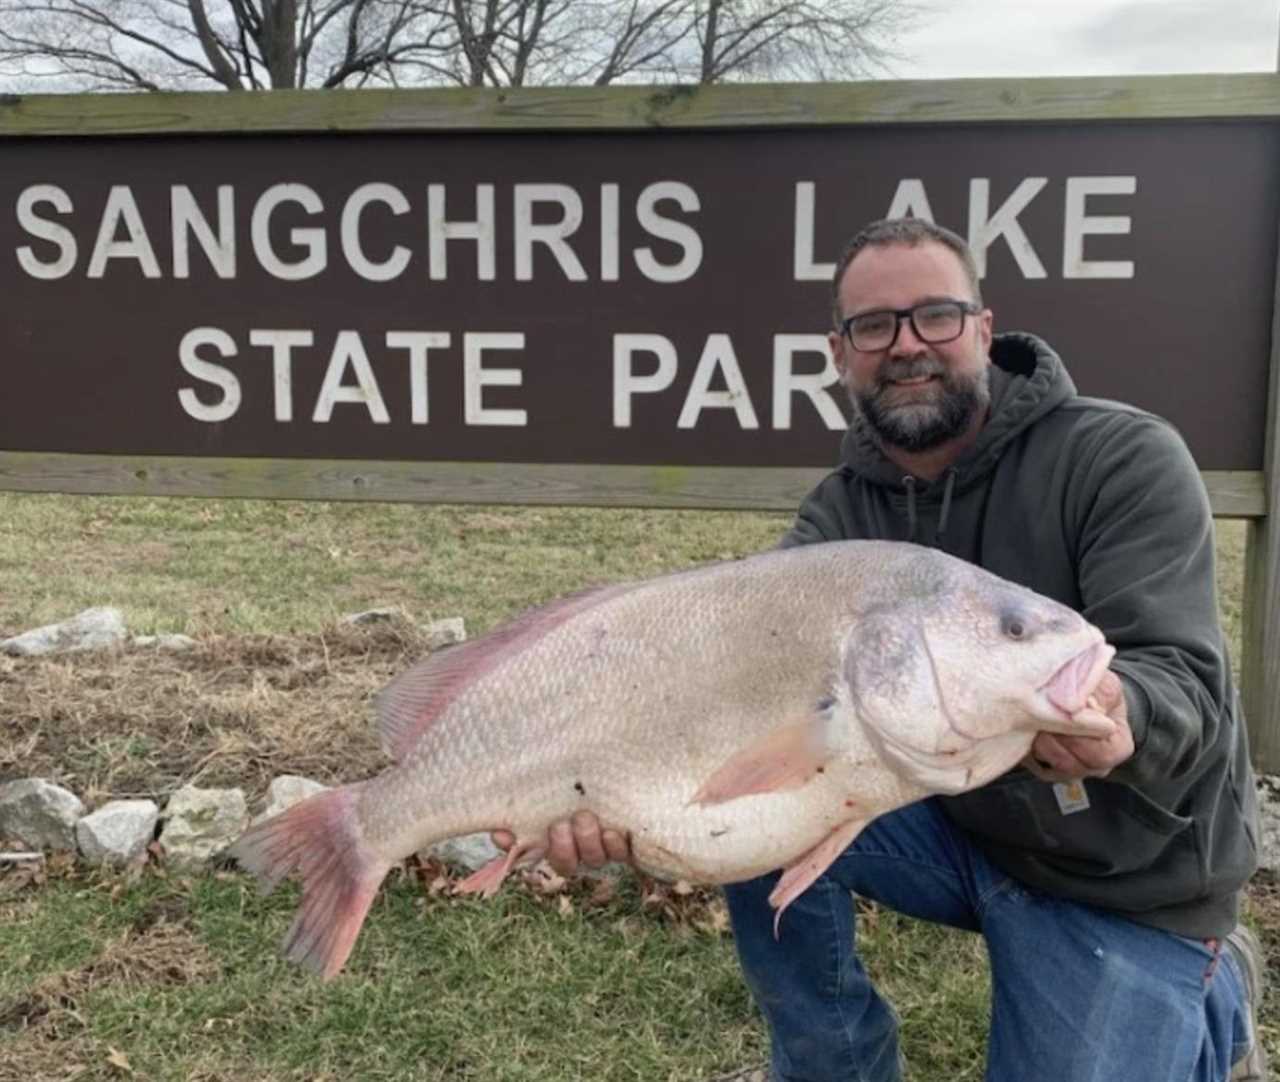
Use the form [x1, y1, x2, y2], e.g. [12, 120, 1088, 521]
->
[888, 0, 1279, 79]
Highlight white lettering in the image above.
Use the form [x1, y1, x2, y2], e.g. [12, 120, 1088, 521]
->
[885, 179, 935, 222]
[428, 184, 496, 281]
[177, 327, 241, 422]
[1063, 176, 1137, 279]
[172, 185, 235, 279]
[249, 329, 313, 422]
[968, 178, 1048, 279]
[601, 183, 620, 282]
[772, 335, 846, 430]
[313, 331, 390, 423]
[88, 186, 161, 279]
[514, 184, 587, 281]
[342, 183, 411, 282]
[464, 332, 526, 426]
[386, 331, 450, 424]
[793, 182, 834, 281]
[15, 185, 77, 279]
[678, 334, 758, 430]
[252, 184, 327, 280]
[635, 182, 702, 283]
[612, 334, 678, 427]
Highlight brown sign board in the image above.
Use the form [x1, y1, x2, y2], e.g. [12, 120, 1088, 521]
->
[1, 119, 1275, 471]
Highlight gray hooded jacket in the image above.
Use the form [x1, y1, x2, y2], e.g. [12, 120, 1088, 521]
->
[783, 331, 1258, 937]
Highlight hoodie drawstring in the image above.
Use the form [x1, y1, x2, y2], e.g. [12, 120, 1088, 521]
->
[938, 468, 958, 537]
[902, 469, 957, 543]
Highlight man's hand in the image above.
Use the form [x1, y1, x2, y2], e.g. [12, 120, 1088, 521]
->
[1025, 668, 1135, 782]
[492, 811, 632, 877]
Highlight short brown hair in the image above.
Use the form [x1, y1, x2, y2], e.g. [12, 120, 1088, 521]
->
[831, 218, 983, 328]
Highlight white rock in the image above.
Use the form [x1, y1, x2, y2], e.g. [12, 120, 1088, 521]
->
[1, 607, 127, 657]
[342, 607, 405, 626]
[1258, 775, 1280, 876]
[159, 785, 249, 867]
[426, 832, 501, 872]
[256, 775, 329, 823]
[76, 800, 159, 865]
[0, 778, 85, 851]
[425, 617, 467, 650]
[132, 633, 197, 651]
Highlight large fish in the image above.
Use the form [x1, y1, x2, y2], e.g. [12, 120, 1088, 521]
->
[231, 540, 1115, 978]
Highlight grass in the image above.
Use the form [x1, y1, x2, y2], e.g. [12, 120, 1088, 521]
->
[2, 864, 766, 1081]
[0, 494, 1272, 1081]
[2, 859, 1005, 1082]
[0, 495, 790, 639]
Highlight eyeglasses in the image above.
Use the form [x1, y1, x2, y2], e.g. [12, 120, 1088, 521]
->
[839, 300, 981, 352]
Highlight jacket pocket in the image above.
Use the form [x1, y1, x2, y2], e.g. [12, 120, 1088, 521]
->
[942, 774, 1205, 912]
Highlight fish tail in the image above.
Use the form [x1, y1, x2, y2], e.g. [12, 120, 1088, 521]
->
[229, 783, 392, 980]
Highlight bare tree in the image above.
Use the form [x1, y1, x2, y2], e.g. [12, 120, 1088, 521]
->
[689, 0, 911, 82]
[0, 0, 459, 89]
[0, 0, 916, 91]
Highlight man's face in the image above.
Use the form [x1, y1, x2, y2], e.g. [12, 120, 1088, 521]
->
[829, 241, 994, 453]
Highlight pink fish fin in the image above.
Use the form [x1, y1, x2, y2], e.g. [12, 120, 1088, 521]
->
[689, 715, 834, 807]
[768, 816, 869, 938]
[454, 851, 518, 898]
[228, 784, 392, 981]
[375, 582, 635, 761]
[453, 840, 545, 898]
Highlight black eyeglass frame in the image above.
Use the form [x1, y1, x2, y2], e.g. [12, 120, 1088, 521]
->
[838, 299, 982, 353]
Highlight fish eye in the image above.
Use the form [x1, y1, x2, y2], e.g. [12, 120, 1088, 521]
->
[1001, 614, 1028, 640]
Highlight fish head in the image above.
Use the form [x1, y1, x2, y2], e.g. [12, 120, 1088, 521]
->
[840, 551, 1114, 785]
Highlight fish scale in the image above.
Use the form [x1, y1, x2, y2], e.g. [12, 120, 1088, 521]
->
[232, 539, 1115, 979]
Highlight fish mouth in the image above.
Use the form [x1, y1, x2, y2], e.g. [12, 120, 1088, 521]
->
[1039, 640, 1115, 718]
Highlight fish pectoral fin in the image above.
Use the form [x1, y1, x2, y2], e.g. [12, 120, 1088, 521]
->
[768, 816, 869, 937]
[690, 717, 834, 807]
[453, 840, 546, 899]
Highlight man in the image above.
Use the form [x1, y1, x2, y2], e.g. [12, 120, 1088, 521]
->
[500, 218, 1266, 1081]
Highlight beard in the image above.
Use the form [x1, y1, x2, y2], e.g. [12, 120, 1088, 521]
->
[851, 355, 991, 453]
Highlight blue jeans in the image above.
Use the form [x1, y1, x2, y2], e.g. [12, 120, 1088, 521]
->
[724, 798, 1251, 1082]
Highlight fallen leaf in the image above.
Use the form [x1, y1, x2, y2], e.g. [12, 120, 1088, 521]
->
[409, 856, 455, 897]
[586, 878, 616, 907]
[557, 894, 574, 918]
[106, 1046, 133, 1074]
[695, 899, 731, 935]
[525, 862, 567, 896]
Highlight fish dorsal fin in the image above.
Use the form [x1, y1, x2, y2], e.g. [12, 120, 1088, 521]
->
[375, 582, 633, 761]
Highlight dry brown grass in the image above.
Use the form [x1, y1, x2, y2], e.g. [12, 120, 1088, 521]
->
[1, 618, 432, 806]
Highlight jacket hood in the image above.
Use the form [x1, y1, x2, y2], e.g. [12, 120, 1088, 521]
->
[837, 331, 1077, 493]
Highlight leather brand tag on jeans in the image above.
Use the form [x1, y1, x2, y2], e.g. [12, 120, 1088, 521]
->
[1053, 780, 1091, 815]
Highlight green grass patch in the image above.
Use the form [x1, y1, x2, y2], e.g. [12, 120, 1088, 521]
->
[1, 864, 1023, 1081]
[2, 869, 769, 1081]
[0, 495, 791, 638]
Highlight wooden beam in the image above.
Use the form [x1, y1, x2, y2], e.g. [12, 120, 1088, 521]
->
[1242, 261, 1280, 773]
[1202, 472, 1268, 519]
[0, 452, 1262, 518]
[5, 73, 1280, 138]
